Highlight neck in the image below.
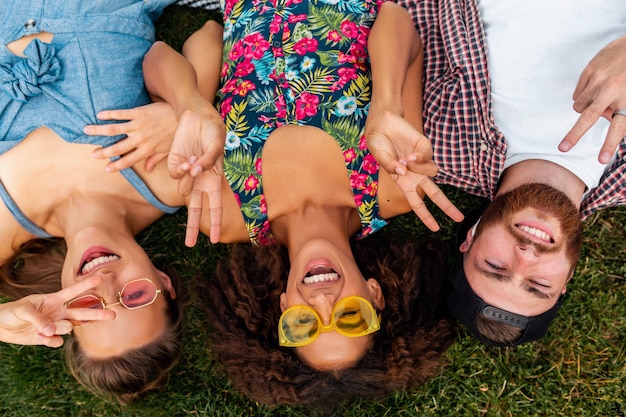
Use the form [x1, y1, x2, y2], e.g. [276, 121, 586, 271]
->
[54, 195, 136, 241]
[271, 205, 359, 260]
[498, 159, 586, 209]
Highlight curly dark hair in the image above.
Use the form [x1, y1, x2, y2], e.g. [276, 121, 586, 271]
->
[0, 238, 183, 405]
[197, 230, 456, 410]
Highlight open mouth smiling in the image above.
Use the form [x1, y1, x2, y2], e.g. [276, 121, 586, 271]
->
[79, 248, 120, 276]
[303, 266, 340, 285]
[515, 224, 554, 244]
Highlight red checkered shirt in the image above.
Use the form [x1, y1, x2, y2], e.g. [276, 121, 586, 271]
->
[395, 0, 626, 220]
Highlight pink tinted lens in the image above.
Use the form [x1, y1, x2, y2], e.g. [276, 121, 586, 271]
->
[66, 295, 104, 310]
[120, 279, 157, 309]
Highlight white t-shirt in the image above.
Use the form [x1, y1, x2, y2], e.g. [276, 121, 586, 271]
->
[478, 0, 626, 190]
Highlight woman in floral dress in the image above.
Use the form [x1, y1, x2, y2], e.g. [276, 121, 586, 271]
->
[99, 0, 463, 406]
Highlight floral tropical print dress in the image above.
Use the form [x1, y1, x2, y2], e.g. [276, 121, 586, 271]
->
[219, 0, 388, 245]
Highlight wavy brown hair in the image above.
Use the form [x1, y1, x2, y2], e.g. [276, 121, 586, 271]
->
[0, 238, 183, 405]
[197, 231, 456, 410]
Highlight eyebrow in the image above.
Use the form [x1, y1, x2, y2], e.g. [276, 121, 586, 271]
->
[473, 260, 552, 300]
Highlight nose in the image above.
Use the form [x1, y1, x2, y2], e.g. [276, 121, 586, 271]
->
[307, 293, 336, 326]
[516, 243, 540, 261]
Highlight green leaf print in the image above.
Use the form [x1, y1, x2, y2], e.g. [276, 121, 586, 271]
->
[290, 67, 335, 96]
[292, 22, 313, 43]
[241, 195, 266, 220]
[225, 148, 260, 194]
[224, 100, 251, 137]
[322, 117, 362, 150]
[307, 5, 350, 45]
[345, 73, 372, 108]
[358, 198, 376, 224]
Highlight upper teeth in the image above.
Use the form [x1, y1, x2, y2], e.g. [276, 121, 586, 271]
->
[82, 255, 120, 275]
[517, 225, 552, 242]
[303, 272, 339, 284]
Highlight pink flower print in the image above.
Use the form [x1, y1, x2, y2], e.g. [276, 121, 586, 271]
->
[359, 134, 367, 150]
[255, 157, 263, 175]
[293, 38, 318, 55]
[234, 59, 255, 77]
[221, 62, 229, 78]
[350, 172, 368, 190]
[356, 26, 370, 47]
[275, 93, 287, 118]
[234, 192, 242, 207]
[340, 20, 359, 38]
[257, 220, 274, 245]
[366, 181, 378, 197]
[243, 33, 271, 59]
[288, 14, 307, 23]
[327, 30, 342, 43]
[244, 174, 260, 191]
[362, 154, 378, 174]
[224, 0, 237, 15]
[235, 80, 256, 96]
[338, 67, 358, 82]
[260, 194, 267, 213]
[282, 23, 291, 41]
[220, 96, 233, 118]
[222, 78, 238, 94]
[360, 226, 372, 238]
[353, 193, 364, 207]
[285, 0, 303, 6]
[270, 15, 283, 34]
[229, 41, 246, 61]
[295, 92, 319, 120]
[337, 51, 356, 65]
[344, 148, 357, 163]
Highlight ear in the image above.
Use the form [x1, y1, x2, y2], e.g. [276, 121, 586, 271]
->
[561, 270, 576, 295]
[157, 270, 176, 300]
[366, 278, 385, 311]
[459, 227, 475, 254]
[279, 292, 287, 312]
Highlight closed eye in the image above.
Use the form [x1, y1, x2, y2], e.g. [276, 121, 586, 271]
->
[486, 261, 504, 271]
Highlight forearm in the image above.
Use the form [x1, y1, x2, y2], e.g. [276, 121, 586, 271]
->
[368, 2, 423, 114]
[182, 20, 224, 102]
[142, 41, 212, 120]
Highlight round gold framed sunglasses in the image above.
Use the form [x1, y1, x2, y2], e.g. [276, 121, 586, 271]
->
[278, 296, 381, 347]
[63, 277, 163, 327]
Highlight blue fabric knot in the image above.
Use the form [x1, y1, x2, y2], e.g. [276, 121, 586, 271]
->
[0, 39, 61, 102]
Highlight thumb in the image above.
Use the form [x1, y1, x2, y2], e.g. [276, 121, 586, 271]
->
[36, 333, 64, 348]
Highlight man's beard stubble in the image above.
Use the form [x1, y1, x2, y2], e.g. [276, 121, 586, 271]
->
[475, 183, 583, 265]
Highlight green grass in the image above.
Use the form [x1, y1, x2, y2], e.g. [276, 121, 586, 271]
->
[1, 5, 624, 417]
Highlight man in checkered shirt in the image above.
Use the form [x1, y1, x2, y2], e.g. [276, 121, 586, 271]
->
[395, 0, 626, 346]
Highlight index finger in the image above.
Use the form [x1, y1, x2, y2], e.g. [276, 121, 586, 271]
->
[560, 97, 610, 152]
[56, 276, 104, 301]
[399, 177, 440, 232]
[420, 178, 465, 223]
[205, 173, 223, 244]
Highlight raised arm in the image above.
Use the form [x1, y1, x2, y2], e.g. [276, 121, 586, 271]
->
[0, 276, 114, 348]
[365, 2, 464, 231]
[142, 21, 226, 245]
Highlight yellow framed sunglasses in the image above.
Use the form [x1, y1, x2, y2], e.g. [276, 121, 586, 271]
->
[278, 296, 381, 347]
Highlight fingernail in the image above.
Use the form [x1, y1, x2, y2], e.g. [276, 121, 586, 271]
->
[599, 152, 611, 163]
[191, 166, 202, 176]
[43, 325, 55, 336]
[104, 166, 112, 173]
